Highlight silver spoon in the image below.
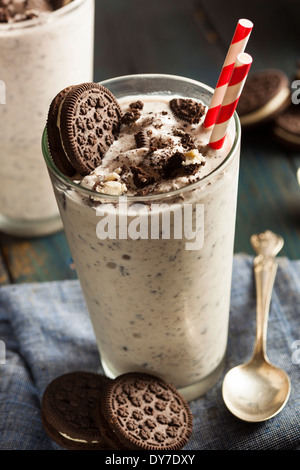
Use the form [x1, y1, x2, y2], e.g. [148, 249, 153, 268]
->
[222, 230, 291, 422]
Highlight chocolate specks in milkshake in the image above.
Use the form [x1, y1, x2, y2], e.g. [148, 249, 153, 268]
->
[170, 98, 206, 124]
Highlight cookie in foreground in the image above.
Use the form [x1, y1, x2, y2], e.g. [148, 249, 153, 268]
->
[41, 371, 113, 450]
[98, 372, 193, 450]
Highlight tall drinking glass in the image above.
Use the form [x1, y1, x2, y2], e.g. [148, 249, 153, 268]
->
[43, 74, 241, 401]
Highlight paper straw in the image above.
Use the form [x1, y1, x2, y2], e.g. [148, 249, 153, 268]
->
[209, 52, 253, 149]
[203, 18, 253, 128]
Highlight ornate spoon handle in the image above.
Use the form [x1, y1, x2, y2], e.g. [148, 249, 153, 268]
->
[250, 231, 284, 360]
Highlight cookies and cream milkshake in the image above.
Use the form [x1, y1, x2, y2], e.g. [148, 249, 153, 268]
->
[43, 75, 240, 400]
[0, 0, 94, 236]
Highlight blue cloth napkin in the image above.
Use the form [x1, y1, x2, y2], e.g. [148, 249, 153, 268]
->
[0, 254, 299, 450]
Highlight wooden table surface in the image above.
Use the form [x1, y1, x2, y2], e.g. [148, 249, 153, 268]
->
[0, 0, 299, 285]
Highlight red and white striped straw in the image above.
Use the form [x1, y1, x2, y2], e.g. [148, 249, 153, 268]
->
[203, 18, 253, 129]
[209, 52, 253, 149]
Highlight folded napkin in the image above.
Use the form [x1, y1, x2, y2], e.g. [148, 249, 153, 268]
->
[0, 254, 299, 450]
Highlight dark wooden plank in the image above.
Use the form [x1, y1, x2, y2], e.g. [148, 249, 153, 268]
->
[0, 231, 77, 284]
[94, 0, 225, 86]
[195, 0, 300, 76]
[235, 127, 300, 259]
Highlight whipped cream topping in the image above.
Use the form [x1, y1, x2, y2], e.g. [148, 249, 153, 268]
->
[79, 95, 232, 196]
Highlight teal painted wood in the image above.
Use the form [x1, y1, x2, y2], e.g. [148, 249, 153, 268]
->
[0, 231, 77, 284]
[235, 128, 300, 258]
[195, 0, 300, 258]
[94, 0, 225, 85]
[197, 0, 300, 76]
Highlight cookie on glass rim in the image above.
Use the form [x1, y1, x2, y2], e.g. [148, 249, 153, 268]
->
[47, 85, 78, 177]
[46, 82, 122, 176]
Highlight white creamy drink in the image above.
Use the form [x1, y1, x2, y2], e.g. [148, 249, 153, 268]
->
[0, 0, 94, 236]
[44, 75, 240, 400]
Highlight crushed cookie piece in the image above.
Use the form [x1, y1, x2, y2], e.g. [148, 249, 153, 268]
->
[131, 165, 155, 188]
[121, 108, 141, 125]
[129, 100, 144, 110]
[135, 130, 149, 148]
[162, 152, 184, 178]
[170, 98, 205, 124]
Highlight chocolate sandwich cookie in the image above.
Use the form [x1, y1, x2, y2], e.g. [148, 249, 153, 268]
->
[98, 372, 193, 451]
[59, 83, 122, 175]
[41, 371, 113, 450]
[47, 85, 78, 177]
[237, 69, 291, 128]
[272, 103, 300, 150]
[47, 82, 122, 176]
[170, 98, 206, 124]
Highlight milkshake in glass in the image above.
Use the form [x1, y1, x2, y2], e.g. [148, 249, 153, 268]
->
[43, 74, 240, 401]
[0, 0, 94, 236]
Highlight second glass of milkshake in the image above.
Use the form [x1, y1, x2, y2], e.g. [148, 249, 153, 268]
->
[0, 0, 95, 237]
[43, 74, 241, 401]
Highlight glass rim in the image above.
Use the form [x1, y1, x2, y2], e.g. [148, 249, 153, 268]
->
[0, 0, 89, 32]
[42, 73, 241, 203]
